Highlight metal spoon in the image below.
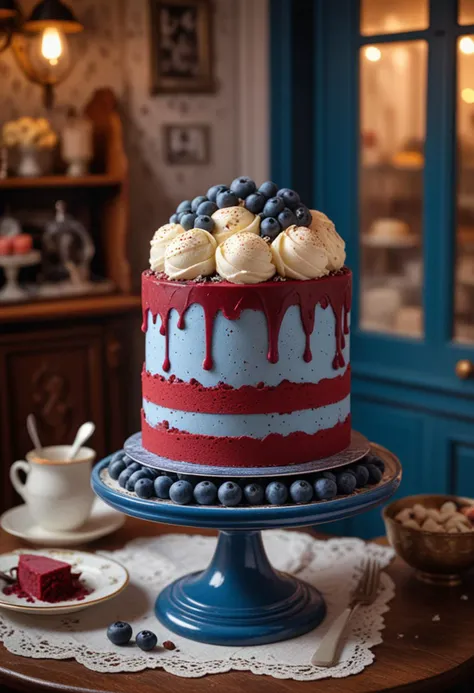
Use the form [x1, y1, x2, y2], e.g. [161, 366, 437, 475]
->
[26, 414, 42, 453]
[67, 422, 95, 461]
[0, 568, 16, 584]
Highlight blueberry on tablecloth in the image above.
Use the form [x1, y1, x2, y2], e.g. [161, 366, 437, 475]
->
[107, 621, 132, 646]
[136, 630, 158, 651]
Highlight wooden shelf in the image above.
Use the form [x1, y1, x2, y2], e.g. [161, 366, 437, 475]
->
[0, 294, 141, 324]
[0, 174, 123, 190]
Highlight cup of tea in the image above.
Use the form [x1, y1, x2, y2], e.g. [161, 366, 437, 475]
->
[10, 445, 95, 532]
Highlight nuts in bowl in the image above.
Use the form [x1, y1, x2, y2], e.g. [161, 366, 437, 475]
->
[383, 494, 474, 586]
[395, 500, 474, 533]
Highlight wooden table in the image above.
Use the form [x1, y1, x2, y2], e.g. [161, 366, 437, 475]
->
[0, 517, 473, 693]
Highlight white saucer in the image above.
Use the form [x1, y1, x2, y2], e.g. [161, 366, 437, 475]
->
[0, 548, 128, 615]
[0, 499, 125, 547]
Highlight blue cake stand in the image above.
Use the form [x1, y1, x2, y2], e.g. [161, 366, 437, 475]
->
[91, 441, 401, 647]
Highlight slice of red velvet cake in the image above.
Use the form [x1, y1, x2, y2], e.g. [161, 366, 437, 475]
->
[18, 554, 75, 602]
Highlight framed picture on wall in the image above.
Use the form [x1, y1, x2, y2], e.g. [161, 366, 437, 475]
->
[149, 0, 214, 94]
[163, 124, 211, 165]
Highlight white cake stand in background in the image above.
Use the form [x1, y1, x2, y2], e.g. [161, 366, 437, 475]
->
[36, 277, 115, 299]
[0, 251, 41, 302]
[361, 234, 419, 248]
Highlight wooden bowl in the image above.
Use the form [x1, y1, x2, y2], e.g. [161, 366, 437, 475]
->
[383, 494, 474, 586]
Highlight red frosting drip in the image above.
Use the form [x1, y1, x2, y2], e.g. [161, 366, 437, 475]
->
[142, 410, 351, 467]
[142, 366, 351, 415]
[141, 269, 352, 373]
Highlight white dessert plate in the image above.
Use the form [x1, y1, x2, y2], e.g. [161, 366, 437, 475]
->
[0, 548, 129, 615]
[0, 498, 125, 547]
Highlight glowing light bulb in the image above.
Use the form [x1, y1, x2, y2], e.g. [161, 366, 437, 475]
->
[460, 37, 474, 55]
[41, 27, 64, 66]
[462, 88, 474, 103]
[28, 25, 71, 88]
[365, 46, 381, 62]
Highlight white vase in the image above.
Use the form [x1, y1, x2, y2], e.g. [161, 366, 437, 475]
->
[17, 145, 42, 177]
[66, 158, 89, 176]
[61, 116, 93, 177]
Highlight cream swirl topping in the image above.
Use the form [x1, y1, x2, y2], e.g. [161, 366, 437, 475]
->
[216, 231, 276, 284]
[271, 225, 329, 280]
[211, 206, 260, 245]
[164, 228, 217, 280]
[149, 223, 186, 272]
[310, 210, 346, 271]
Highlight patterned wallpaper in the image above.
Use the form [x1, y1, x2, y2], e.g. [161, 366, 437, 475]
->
[0, 0, 123, 120]
[121, 0, 240, 283]
[0, 0, 241, 283]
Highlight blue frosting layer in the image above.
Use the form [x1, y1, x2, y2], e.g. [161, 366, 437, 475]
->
[145, 304, 350, 388]
[143, 395, 350, 438]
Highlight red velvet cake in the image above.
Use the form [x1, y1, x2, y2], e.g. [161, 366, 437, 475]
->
[17, 554, 75, 602]
[142, 179, 351, 468]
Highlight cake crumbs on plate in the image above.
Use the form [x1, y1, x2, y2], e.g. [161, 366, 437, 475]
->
[432, 614, 440, 622]
[397, 633, 404, 639]
[3, 578, 90, 603]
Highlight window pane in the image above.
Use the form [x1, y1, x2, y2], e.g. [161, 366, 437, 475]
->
[361, 0, 428, 36]
[359, 41, 427, 338]
[459, 0, 474, 25]
[455, 36, 474, 343]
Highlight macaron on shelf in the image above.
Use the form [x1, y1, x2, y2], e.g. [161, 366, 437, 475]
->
[0, 234, 34, 255]
[103, 449, 386, 508]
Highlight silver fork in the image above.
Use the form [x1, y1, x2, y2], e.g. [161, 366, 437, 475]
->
[311, 557, 381, 667]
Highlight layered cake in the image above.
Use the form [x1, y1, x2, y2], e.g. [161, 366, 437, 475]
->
[142, 177, 351, 468]
[17, 554, 75, 602]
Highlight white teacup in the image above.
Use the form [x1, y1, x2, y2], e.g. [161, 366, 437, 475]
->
[10, 445, 96, 532]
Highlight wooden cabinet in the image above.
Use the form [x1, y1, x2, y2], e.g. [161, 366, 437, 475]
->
[0, 88, 141, 512]
[0, 326, 104, 455]
[0, 314, 136, 512]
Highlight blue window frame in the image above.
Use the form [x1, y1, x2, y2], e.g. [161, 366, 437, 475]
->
[271, 0, 474, 394]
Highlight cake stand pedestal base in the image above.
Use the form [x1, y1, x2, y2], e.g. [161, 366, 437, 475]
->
[92, 440, 402, 646]
[155, 529, 326, 646]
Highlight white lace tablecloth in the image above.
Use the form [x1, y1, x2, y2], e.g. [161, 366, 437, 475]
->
[0, 531, 395, 681]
